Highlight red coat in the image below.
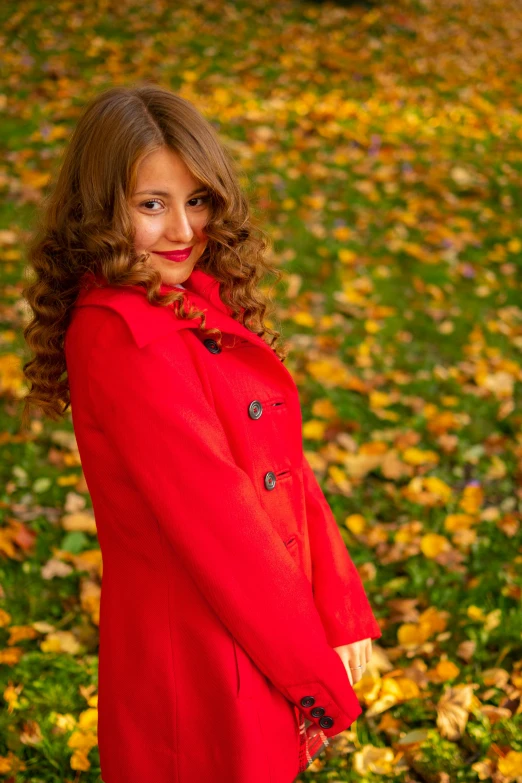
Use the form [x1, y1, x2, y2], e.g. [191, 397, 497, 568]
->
[64, 266, 382, 783]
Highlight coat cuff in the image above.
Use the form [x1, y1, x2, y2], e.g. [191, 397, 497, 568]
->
[323, 614, 383, 649]
[285, 679, 362, 738]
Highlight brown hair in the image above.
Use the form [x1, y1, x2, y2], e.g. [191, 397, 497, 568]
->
[20, 83, 289, 431]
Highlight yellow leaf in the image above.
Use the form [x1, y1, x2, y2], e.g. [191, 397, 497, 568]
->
[420, 533, 450, 558]
[369, 391, 392, 408]
[418, 606, 448, 634]
[3, 684, 23, 712]
[435, 660, 460, 681]
[343, 452, 383, 479]
[302, 420, 326, 440]
[306, 358, 352, 387]
[0, 647, 23, 665]
[365, 319, 381, 334]
[40, 631, 81, 655]
[311, 398, 337, 419]
[68, 729, 98, 751]
[436, 684, 474, 740]
[212, 87, 231, 106]
[338, 249, 357, 264]
[0, 609, 11, 627]
[0, 354, 24, 394]
[403, 476, 453, 506]
[484, 608, 501, 632]
[1, 249, 21, 261]
[333, 226, 352, 241]
[402, 447, 439, 466]
[21, 170, 51, 189]
[328, 465, 351, 492]
[70, 749, 92, 771]
[7, 626, 38, 645]
[61, 512, 97, 534]
[498, 750, 522, 777]
[353, 745, 395, 776]
[393, 676, 421, 700]
[292, 311, 315, 327]
[345, 514, 366, 534]
[360, 441, 388, 455]
[353, 673, 381, 704]
[459, 484, 484, 514]
[397, 623, 431, 647]
[425, 477, 453, 499]
[394, 520, 423, 544]
[78, 708, 98, 732]
[444, 514, 476, 532]
[467, 605, 486, 621]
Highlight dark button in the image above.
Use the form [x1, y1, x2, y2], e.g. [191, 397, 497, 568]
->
[248, 400, 263, 419]
[203, 338, 221, 354]
[264, 471, 277, 490]
[319, 715, 334, 729]
[310, 706, 325, 718]
[300, 696, 315, 708]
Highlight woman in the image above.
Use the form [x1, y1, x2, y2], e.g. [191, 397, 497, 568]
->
[21, 84, 382, 783]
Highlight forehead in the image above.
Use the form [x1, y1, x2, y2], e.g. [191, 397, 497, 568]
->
[134, 148, 198, 191]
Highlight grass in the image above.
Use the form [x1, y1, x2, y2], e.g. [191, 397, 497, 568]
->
[1, 0, 522, 780]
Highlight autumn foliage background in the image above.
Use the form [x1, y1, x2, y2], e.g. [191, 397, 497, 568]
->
[1, 0, 522, 780]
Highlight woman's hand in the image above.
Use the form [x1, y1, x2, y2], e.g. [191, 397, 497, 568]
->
[333, 638, 372, 686]
[304, 639, 373, 748]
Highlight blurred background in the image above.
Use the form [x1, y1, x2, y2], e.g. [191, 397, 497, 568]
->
[1, 0, 522, 780]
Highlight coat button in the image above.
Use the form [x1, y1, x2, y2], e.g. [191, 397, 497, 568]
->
[248, 400, 263, 419]
[203, 338, 221, 354]
[319, 715, 334, 729]
[300, 696, 315, 708]
[310, 706, 325, 718]
[264, 472, 277, 490]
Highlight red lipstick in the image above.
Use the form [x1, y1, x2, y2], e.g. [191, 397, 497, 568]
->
[154, 247, 192, 263]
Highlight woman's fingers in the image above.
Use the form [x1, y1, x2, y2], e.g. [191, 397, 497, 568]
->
[346, 662, 354, 686]
[333, 640, 374, 686]
[347, 650, 367, 684]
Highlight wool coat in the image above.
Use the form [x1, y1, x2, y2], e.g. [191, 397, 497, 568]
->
[64, 265, 382, 783]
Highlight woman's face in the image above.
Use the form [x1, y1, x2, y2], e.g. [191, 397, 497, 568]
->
[130, 147, 210, 287]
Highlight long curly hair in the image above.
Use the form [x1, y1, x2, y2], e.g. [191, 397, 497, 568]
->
[20, 83, 289, 431]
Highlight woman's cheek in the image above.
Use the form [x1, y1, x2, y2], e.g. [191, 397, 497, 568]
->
[137, 217, 162, 247]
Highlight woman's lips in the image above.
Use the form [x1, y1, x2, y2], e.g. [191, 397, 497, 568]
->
[154, 248, 193, 263]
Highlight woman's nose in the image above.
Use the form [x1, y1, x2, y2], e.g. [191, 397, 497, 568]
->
[165, 207, 194, 244]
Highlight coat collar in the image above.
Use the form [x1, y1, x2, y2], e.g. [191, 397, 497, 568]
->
[75, 267, 281, 361]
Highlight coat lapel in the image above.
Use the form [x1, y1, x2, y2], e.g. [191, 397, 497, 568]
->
[76, 267, 281, 362]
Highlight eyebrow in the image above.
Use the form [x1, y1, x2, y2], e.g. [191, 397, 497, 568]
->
[134, 187, 207, 197]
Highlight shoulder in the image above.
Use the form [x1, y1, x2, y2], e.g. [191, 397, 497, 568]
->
[73, 282, 201, 349]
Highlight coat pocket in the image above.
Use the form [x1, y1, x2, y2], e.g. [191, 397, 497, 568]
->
[285, 534, 298, 551]
[284, 533, 300, 566]
[232, 636, 255, 699]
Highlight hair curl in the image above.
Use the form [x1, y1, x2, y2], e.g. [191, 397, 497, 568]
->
[20, 83, 289, 431]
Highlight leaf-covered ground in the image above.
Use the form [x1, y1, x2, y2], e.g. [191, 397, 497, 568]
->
[1, 0, 522, 780]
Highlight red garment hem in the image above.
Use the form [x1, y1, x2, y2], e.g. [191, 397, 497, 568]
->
[294, 706, 330, 774]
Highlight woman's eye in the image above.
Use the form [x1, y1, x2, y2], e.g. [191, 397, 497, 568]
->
[140, 195, 209, 211]
[141, 199, 163, 211]
[188, 195, 210, 207]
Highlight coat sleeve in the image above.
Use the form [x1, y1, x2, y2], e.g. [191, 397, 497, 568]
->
[302, 452, 382, 648]
[83, 308, 364, 737]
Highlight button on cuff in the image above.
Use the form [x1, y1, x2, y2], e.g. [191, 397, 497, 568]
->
[286, 682, 361, 738]
[319, 715, 334, 729]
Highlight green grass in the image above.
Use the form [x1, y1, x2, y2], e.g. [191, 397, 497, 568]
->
[1, 0, 522, 779]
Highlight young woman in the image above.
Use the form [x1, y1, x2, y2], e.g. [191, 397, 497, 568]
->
[21, 84, 382, 783]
